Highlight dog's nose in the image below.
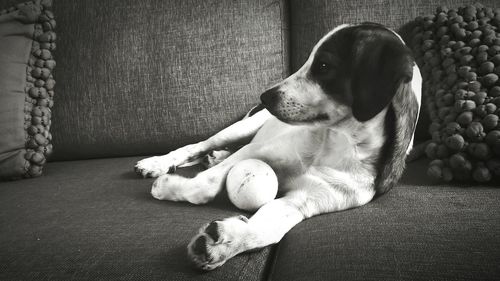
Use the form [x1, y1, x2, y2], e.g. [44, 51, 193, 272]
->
[260, 87, 280, 107]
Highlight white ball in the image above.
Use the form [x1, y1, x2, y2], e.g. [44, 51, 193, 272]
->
[226, 159, 278, 211]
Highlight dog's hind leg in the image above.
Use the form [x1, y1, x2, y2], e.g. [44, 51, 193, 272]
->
[134, 108, 272, 178]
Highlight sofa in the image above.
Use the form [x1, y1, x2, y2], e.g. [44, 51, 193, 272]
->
[1, 0, 499, 280]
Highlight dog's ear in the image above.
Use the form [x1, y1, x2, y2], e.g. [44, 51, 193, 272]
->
[351, 39, 413, 122]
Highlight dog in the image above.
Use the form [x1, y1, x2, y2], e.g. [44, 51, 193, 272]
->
[135, 22, 421, 271]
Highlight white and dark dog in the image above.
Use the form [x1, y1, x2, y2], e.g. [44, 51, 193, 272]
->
[135, 22, 421, 271]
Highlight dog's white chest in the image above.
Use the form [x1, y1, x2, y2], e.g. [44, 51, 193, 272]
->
[313, 130, 355, 167]
[251, 117, 299, 143]
[251, 117, 356, 173]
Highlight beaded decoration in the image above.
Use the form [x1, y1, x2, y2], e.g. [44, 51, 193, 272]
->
[0, 0, 55, 178]
[410, 4, 500, 183]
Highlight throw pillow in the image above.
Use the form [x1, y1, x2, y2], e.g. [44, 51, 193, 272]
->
[0, 0, 55, 180]
[409, 3, 500, 183]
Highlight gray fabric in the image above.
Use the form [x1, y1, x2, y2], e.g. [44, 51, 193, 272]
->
[268, 159, 500, 281]
[49, 0, 288, 161]
[0, 156, 273, 281]
[2, 158, 499, 281]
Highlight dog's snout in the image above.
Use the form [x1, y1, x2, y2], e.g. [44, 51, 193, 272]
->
[260, 87, 281, 107]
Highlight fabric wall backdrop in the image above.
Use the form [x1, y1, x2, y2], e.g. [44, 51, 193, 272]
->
[50, 0, 289, 160]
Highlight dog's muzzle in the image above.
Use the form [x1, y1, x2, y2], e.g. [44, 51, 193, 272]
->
[260, 87, 282, 109]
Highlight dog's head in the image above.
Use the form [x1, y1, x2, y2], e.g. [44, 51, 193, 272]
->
[261, 23, 414, 124]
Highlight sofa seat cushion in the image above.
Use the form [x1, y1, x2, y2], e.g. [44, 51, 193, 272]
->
[267, 159, 500, 281]
[0, 156, 273, 281]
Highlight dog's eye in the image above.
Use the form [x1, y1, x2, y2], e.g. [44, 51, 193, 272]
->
[313, 51, 336, 75]
[317, 62, 330, 73]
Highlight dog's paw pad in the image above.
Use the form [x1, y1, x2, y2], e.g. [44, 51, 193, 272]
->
[188, 234, 223, 270]
[204, 221, 220, 242]
[134, 156, 175, 178]
[192, 235, 209, 258]
[187, 217, 250, 271]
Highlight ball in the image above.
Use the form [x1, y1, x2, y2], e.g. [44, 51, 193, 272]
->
[226, 159, 278, 211]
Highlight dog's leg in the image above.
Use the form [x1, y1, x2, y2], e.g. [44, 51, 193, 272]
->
[150, 126, 305, 204]
[135, 109, 272, 177]
[187, 172, 375, 270]
[150, 141, 267, 204]
[150, 126, 311, 204]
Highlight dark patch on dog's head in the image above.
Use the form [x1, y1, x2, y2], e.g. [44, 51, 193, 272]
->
[309, 23, 414, 121]
[260, 23, 415, 125]
[307, 27, 354, 107]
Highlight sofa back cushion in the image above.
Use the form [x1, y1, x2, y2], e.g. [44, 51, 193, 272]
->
[50, 0, 288, 160]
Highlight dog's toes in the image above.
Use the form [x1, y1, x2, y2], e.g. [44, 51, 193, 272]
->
[134, 157, 176, 178]
[188, 237, 225, 271]
[187, 221, 226, 270]
[192, 235, 208, 254]
[187, 217, 250, 270]
[134, 165, 144, 176]
[134, 166, 154, 178]
[134, 162, 149, 178]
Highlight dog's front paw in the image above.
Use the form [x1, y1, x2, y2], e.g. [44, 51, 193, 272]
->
[135, 156, 176, 178]
[187, 216, 250, 271]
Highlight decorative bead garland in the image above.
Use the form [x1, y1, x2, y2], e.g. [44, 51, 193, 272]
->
[1, 0, 56, 178]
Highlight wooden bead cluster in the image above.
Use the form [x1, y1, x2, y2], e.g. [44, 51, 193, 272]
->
[410, 4, 500, 183]
[3, 0, 56, 178]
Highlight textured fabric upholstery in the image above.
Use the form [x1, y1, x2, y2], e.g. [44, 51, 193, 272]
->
[50, 0, 289, 160]
[0, 156, 273, 281]
[2, 158, 499, 281]
[268, 159, 500, 281]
